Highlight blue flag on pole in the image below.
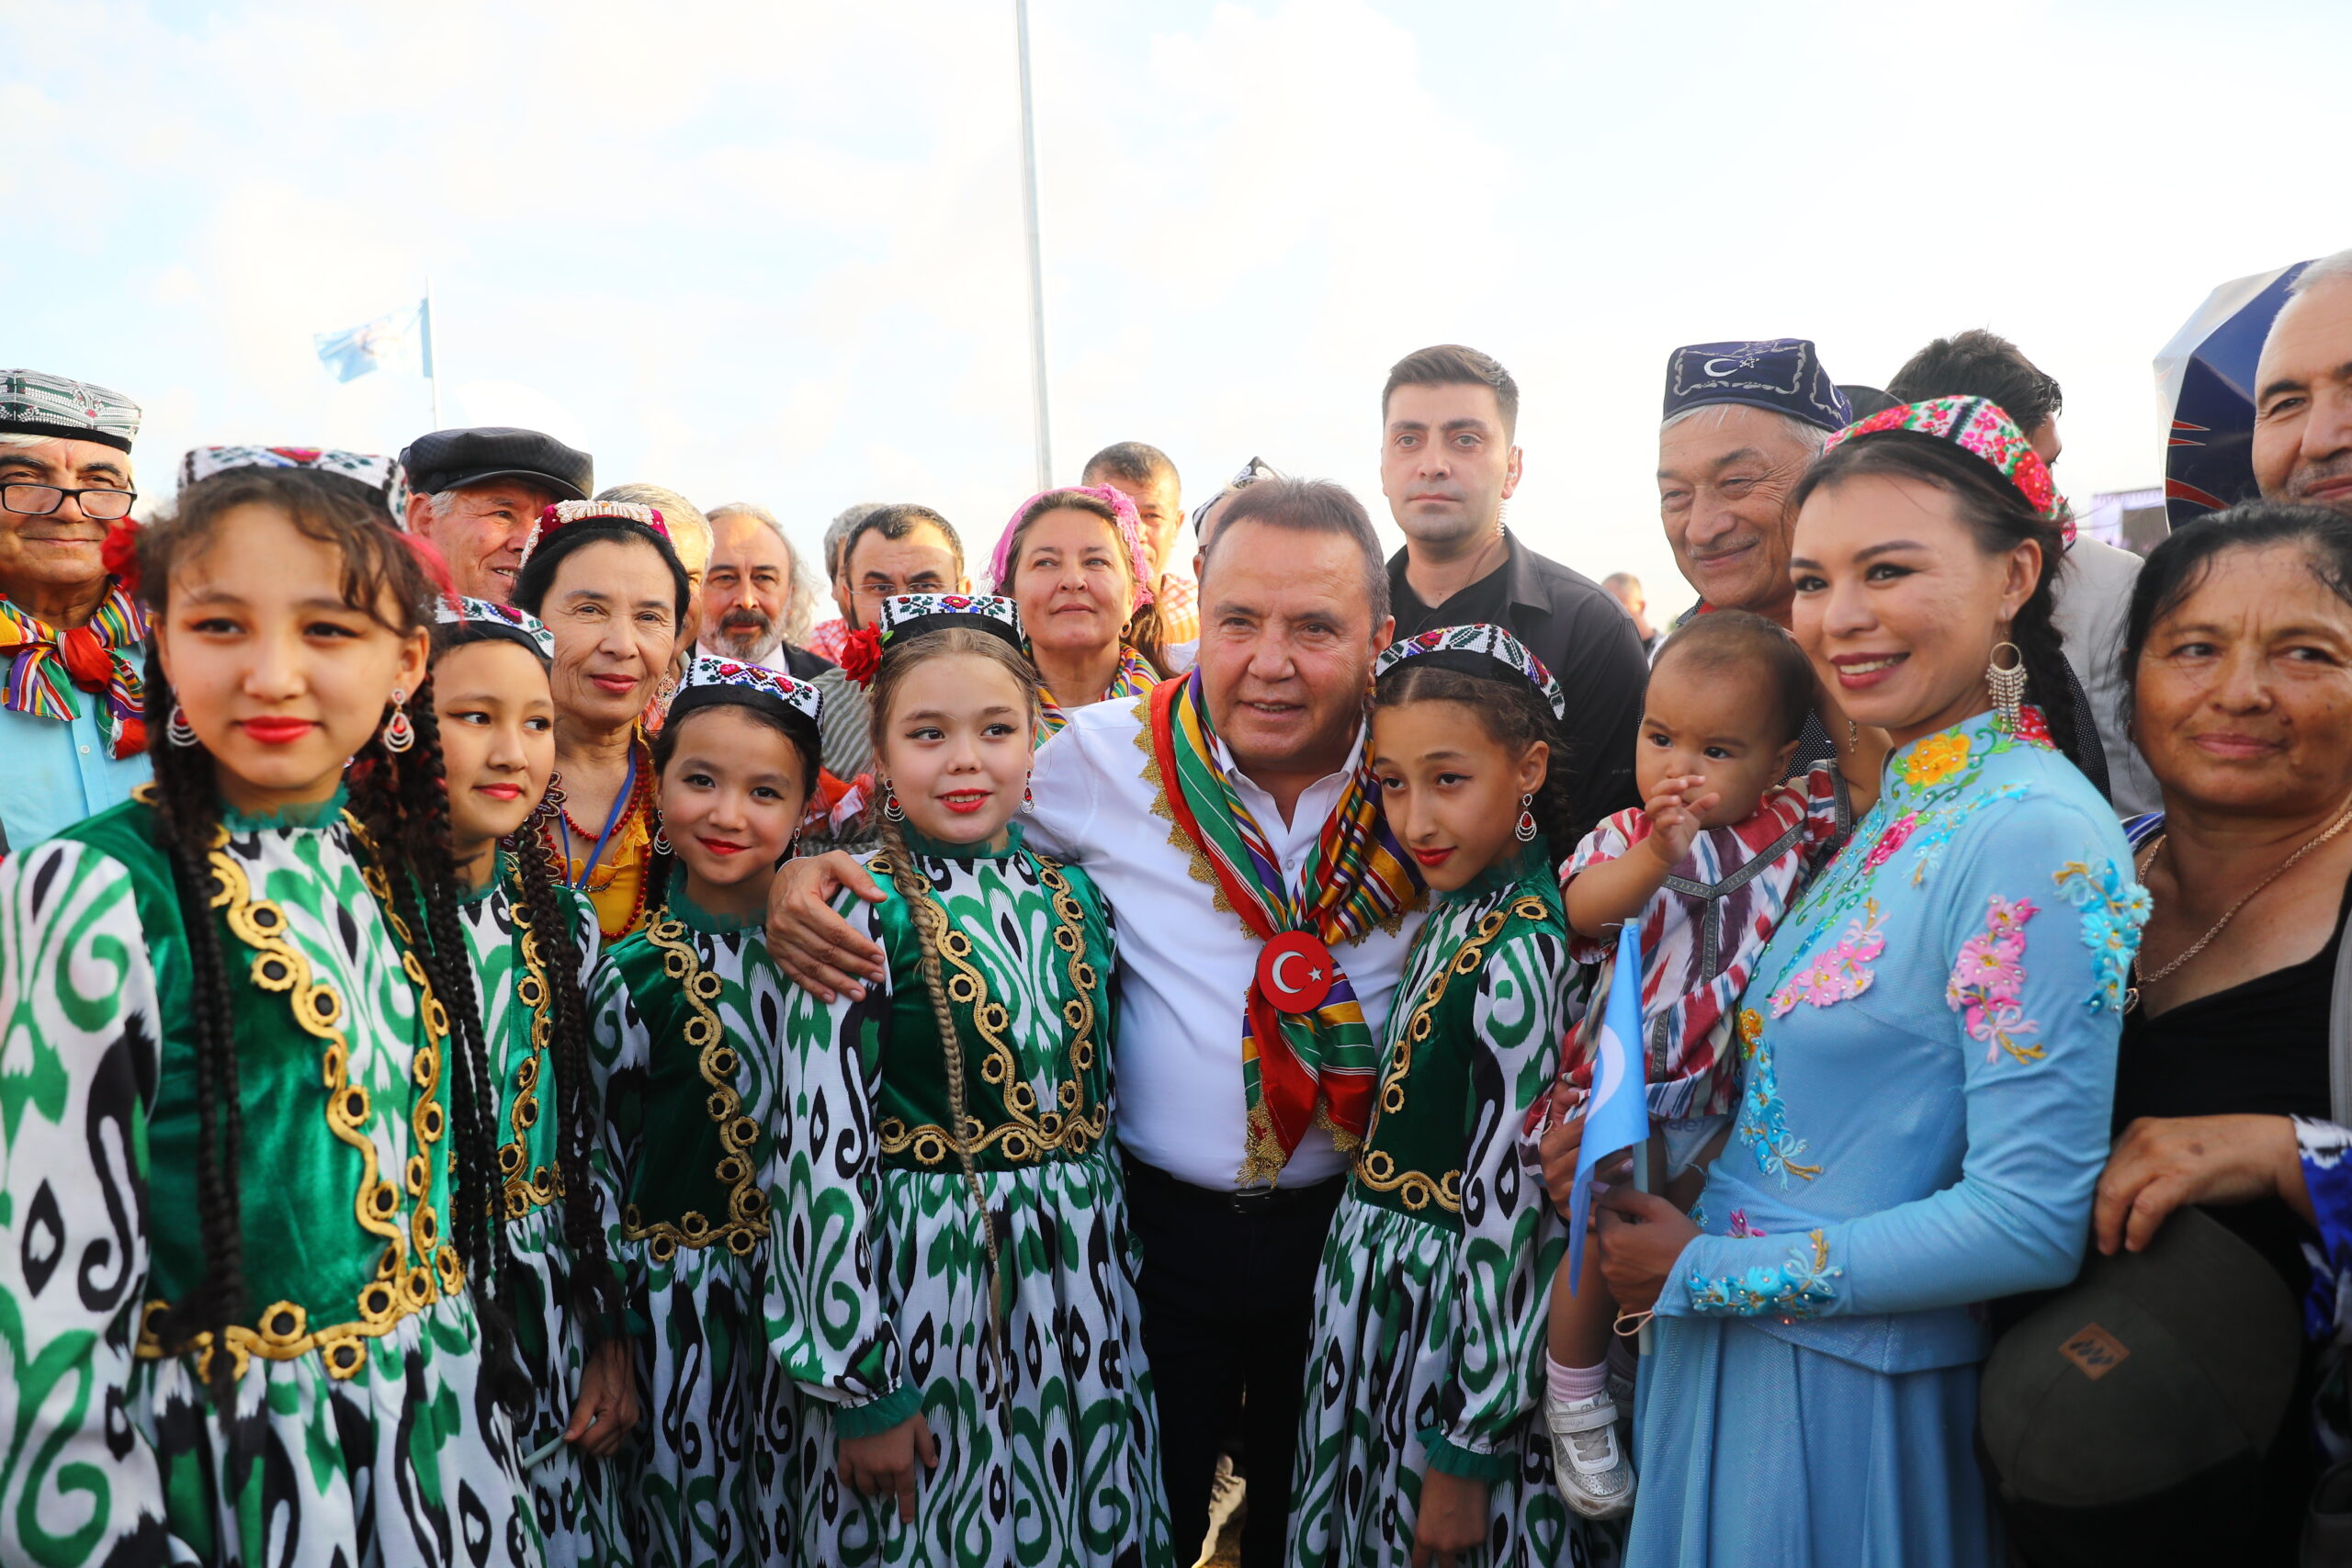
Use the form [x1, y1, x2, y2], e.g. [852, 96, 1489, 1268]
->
[314, 300, 429, 383]
[1567, 919, 1650, 1293]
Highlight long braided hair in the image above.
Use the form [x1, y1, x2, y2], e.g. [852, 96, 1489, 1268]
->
[136, 467, 521, 1413]
[430, 618, 622, 1336]
[865, 626, 1043, 1356]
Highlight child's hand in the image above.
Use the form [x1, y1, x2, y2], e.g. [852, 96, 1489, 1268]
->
[839, 1412, 939, 1523]
[1537, 1106, 1585, 1212]
[1638, 774, 1720, 869]
[1412, 1469, 1490, 1566]
[561, 1338, 640, 1458]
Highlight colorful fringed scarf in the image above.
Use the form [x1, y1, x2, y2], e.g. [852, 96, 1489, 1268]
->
[0, 581, 148, 758]
[1038, 644, 1159, 739]
[1147, 671, 1419, 1182]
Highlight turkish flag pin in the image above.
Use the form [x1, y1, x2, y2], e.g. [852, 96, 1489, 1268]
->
[1257, 931, 1336, 1015]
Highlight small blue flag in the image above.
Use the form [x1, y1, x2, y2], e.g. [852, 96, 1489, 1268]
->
[314, 300, 429, 383]
[1567, 919, 1650, 1294]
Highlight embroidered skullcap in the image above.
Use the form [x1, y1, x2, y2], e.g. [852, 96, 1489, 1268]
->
[433, 595, 557, 662]
[1663, 339, 1851, 434]
[666, 654, 825, 738]
[876, 592, 1026, 655]
[180, 445, 398, 507]
[1823, 395, 2074, 541]
[1189, 456, 1283, 538]
[1375, 622, 1566, 721]
[0, 370, 141, 453]
[988, 485, 1156, 613]
[515, 499, 671, 572]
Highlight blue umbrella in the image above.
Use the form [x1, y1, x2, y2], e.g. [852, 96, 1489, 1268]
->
[2155, 259, 2312, 528]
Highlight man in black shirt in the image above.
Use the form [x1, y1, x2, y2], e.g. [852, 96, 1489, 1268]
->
[1380, 344, 1649, 833]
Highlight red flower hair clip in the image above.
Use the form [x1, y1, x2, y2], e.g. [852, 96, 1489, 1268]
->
[838, 625, 883, 687]
[99, 515, 142, 597]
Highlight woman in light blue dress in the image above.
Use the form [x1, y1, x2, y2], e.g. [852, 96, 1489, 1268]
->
[1593, 398, 2150, 1566]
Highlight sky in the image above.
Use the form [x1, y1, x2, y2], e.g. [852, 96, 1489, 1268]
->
[7, 0, 2349, 616]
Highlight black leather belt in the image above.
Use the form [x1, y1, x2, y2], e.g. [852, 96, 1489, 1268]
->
[1122, 1153, 1345, 1215]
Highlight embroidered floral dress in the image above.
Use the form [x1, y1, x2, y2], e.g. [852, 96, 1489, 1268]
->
[588, 893, 794, 1568]
[0, 788, 539, 1568]
[1288, 847, 1605, 1568]
[458, 858, 624, 1567]
[764, 826, 1172, 1568]
[1625, 712, 2145, 1568]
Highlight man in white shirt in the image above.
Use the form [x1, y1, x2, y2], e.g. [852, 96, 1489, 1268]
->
[768, 478, 1413, 1567]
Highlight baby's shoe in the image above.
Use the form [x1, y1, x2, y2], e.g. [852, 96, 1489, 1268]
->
[1544, 1390, 1635, 1519]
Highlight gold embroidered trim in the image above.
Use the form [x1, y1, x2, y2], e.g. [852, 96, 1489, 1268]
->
[498, 886, 562, 1218]
[1352, 894, 1550, 1214]
[619, 918, 769, 1260]
[138, 815, 457, 1381]
[1136, 720, 1237, 919]
[876, 856, 1113, 1168]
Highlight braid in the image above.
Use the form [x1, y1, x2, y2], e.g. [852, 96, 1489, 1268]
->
[141, 651, 247, 1417]
[877, 820, 1006, 1367]
[508, 840, 619, 1331]
[348, 690, 530, 1414]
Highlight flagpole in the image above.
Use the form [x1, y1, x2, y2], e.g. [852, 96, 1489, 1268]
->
[423, 277, 442, 431]
[1013, 0, 1053, 490]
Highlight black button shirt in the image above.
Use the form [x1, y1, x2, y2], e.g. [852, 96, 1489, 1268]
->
[1387, 532, 1649, 837]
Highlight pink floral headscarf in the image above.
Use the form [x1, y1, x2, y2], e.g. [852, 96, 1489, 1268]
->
[988, 485, 1157, 613]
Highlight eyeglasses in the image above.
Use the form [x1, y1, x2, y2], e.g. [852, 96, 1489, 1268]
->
[2, 483, 139, 522]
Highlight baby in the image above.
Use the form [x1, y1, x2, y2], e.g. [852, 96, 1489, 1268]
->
[1534, 609, 1845, 1520]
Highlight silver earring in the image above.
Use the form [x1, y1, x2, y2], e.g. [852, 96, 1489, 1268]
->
[883, 784, 904, 823]
[1514, 793, 1537, 843]
[167, 702, 198, 748]
[381, 688, 416, 754]
[1987, 641, 2027, 733]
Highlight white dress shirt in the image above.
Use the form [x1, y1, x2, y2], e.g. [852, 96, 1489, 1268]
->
[1025, 696, 1424, 1191]
[2052, 536, 2158, 817]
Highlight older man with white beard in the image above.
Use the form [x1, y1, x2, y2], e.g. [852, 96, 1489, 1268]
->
[697, 499, 869, 784]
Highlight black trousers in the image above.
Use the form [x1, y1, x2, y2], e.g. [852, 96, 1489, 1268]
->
[1124, 1156, 1345, 1568]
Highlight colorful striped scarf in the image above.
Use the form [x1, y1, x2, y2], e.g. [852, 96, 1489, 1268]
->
[0, 581, 148, 758]
[1147, 671, 1419, 1182]
[1037, 644, 1159, 739]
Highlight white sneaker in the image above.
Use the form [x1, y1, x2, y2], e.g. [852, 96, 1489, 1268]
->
[1544, 1391, 1635, 1519]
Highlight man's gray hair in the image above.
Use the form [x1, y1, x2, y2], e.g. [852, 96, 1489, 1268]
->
[1659, 400, 1830, 458]
[0, 431, 136, 483]
[598, 483, 711, 567]
[708, 500, 819, 646]
[2290, 246, 2352, 298]
[1202, 477, 1391, 629]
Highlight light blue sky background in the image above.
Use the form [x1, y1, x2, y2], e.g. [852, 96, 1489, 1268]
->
[7, 0, 2347, 610]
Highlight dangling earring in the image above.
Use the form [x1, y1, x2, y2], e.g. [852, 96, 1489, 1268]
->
[1847, 717, 1860, 751]
[1987, 641, 2027, 733]
[166, 702, 198, 748]
[650, 823, 672, 856]
[381, 688, 416, 754]
[1514, 793, 1538, 843]
[1022, 775, 1035, 813]
[883, 784, 905, 822]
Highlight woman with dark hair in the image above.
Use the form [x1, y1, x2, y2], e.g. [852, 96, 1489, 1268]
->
[988, 485, 1165, 735]
[0, 466, 536, 1564]
[1591, 398, 2146, 1566]
[2089, 502, 2352, 1560]
[513, 499, 690, 942]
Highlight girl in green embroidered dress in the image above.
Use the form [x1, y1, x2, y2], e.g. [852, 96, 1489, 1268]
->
[766, 594, 1172, 1567]
[432, 598, 637, 1565]
[1286, 623, 1597, 1568]
[587, 655, 820, 1568]
[0, 466, 540, 1567]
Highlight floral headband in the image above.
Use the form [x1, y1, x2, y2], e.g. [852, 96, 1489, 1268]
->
[1374, 622, 1567, 721]
[668, 654, 825, 730]
[434, 595, 557, 661]
[515, 499, 671, 573]
[1823, 395, 2076, 547]
[179, 445, 399, 510]
[987, 484, 1156, 613]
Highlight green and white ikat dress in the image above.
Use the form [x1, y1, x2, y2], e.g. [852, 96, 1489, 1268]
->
[1287, 847, 1615, 1568]
[0, 787, 540, 1568]
[766, 826, 1173, 1567]
[457, 857, 627, 1567]
[588, 891, 795, 1568]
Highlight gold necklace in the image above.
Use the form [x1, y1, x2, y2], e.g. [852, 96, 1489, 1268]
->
[2128, 794, 2352, 1010]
